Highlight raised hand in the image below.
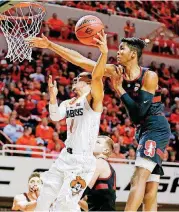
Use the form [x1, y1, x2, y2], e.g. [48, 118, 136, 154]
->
[93, 29, 108, 54]
[111, 66, 124, 91]
[48, 75, 58, 97]
[25, 34, 50, 48]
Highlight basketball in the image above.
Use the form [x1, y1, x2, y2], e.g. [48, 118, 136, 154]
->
[75, 15, 104, 46]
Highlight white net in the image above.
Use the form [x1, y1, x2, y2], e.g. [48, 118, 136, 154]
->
[0, 2, 46, 62]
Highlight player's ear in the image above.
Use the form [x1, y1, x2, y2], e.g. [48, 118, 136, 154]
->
[131, 51, 136, 59]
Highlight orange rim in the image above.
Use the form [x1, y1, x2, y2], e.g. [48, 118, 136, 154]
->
[0, 2, 46, 21]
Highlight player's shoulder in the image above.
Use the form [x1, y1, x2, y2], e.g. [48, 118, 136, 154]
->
[14, 193, 27, 201]
[143, 70, 158, 81]
[97, 158, 110, 171]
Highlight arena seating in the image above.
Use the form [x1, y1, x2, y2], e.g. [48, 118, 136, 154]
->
[0, 47, 178, 162]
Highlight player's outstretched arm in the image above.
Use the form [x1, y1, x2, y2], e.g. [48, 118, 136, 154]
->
[111, 69, 158, 123]
[26, 34, 115, 77]
[90, 30, 108, 113]
[48, 75, 66, 121]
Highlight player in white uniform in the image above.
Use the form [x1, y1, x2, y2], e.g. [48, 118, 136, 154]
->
[12, 172, 42, 212]
[35, 31, 108, 212]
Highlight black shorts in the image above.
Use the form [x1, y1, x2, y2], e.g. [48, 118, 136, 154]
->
[136, 116, 171, 175]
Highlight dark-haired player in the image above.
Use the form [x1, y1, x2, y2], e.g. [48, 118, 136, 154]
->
[12, 172, 42, 211]
[79, 136, 116, 211]
[27, 35, 170, 211]
[111, 37, 170, 211]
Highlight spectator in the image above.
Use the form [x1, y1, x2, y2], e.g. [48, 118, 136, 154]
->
[50, 142, 64, 159]
[171, 97, 179, 112]
[163, 97, 172, 117]
[29, 66, 45, 83]
[170, 108, 179, 124]
[37, 93, 49, 118]
[16, 98, 31, 124]
[3, 116, 24, 143]
[100, 119, 111, 134]
[11, 64, 21, 82]
[169, 151, 176, 162]
[25, 82, 41, 102]
[36, 117, 54, 140]
[0, 95, 12, 115]
[119, 118, 135, 137]
[10, 110, 22, 126]
[32, 137, 46, 158]
[47, 13, 65, 38]
[49, 132, 65, 156]
[0, 105, 9, 130]
[124, 20, 131, 38]
[130, 23, 136, 37]
[87, 52, 92, 59]
[16, 126, 37, 152]
[25, 95, 36, 112]
[110, 143, 126, 159]
[127, 148, 136, 160]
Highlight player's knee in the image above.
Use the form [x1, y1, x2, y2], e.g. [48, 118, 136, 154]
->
[131, 168, 149, 187]
[143, 188, 157, 204]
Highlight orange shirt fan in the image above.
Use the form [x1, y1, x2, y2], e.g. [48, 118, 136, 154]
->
[0, 2, 46, 62]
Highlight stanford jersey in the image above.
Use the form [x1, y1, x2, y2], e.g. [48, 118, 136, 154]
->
[87, 161, 116, 211]
[122, 67, 163, 119]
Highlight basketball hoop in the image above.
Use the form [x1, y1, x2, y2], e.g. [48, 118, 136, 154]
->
[0, 2, 46, 62]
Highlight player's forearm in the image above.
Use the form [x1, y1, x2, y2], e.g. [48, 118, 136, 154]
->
[92, 53, 107, 80]
[49, 93, 57, 105]
[48, 41, 95, 71]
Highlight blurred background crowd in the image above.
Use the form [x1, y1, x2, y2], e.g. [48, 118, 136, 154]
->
[0, 48, 178, 162]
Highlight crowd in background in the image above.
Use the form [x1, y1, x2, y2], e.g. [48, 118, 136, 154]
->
[54, 1, 179, 36]
[0, 47, 178, 162]
[42, 6, 179, 56]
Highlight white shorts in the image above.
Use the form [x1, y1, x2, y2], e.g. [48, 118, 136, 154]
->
[36, 148, 96, 212]
[135, 157, 160, 183]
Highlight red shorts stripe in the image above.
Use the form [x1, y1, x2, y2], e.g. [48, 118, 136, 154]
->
[95, 183, 108, 190]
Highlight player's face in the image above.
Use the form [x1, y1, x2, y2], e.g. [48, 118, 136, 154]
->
[28, 177, 42, 193]
[117, 42, 134, 66]
[94, 137, 108, 155]
[72, 75, 91, 93]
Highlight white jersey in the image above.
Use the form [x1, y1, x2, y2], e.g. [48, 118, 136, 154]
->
[65, 94, 101, 153]
[49, 93, 101, 154]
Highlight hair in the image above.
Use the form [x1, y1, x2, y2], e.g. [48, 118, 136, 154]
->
[121, 37, 147, 60]
[28, 172, 41, 182]
[98, 135, 114, 156]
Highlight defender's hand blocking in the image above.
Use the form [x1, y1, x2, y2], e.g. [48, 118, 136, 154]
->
[48, 75, 58, 97]
[111, 66, 123, 91]
[93, 30, 108, 54]
[25, 34, 50, 48]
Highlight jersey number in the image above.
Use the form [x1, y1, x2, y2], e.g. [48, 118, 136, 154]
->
[144, 140, 156, 158]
